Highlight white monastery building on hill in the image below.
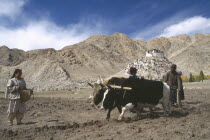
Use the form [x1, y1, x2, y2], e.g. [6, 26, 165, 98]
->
[124, 49, 172, 80]
[146, 49, 164, 58]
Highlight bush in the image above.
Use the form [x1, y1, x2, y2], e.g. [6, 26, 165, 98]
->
[189, 73, 194, 82]
[193, 75, 201, 82]
[181, 76, 189, 82]
[200, 70, 205, 81]
[205, 75, 210, 80]
[181, 72, 210, 82]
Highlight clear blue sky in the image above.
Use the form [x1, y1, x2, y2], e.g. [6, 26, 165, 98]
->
[0, 0, 210, 50]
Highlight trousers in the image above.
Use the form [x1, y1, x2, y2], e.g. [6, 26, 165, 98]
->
[170, 89, 177, 104]
[8, 112, 24, 123]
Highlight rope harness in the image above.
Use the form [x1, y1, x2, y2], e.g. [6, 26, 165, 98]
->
[123, 90, 127, 99]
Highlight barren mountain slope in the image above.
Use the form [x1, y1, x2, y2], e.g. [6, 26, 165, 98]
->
[0, 33, 147, 91]
[0, 33, 210, 91]
[0, 45, 27, 66]
[143, 33, 210, 74]
[59, 33, 147, 79]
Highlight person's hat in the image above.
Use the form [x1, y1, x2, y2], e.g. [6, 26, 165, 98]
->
[171, 64, 177, 69]
[129, 67, 137, 74]
[177, 70, 182, 75]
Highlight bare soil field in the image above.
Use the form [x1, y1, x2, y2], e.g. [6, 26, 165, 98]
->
[0, 82, 210, 140]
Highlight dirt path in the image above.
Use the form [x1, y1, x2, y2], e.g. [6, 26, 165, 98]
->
[0, 86, 210, 140]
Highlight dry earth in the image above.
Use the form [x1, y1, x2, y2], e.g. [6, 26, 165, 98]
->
[0, 82, 210, 140]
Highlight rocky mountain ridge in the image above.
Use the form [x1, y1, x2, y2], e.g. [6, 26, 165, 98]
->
[0, 33, 209, 91]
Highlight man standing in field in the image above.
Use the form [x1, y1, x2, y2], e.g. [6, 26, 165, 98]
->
[165, 64, 182, 106]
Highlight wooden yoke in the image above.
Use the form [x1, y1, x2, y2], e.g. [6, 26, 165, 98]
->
[109, 85, 132, 90]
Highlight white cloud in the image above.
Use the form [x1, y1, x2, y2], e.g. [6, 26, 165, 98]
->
[133, 16, 210, 40]
[3, 1, 209, 50]
[0, 0, 108, 51]
[0, 20, 107, 51]
[132, 12, 186, 40]
[0, 0, 26, 18]
[159, 16, 210, 37]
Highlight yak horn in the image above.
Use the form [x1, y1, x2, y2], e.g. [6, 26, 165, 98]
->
[87, 82, 94, 88]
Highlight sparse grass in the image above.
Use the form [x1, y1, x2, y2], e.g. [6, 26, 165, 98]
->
[0, 92, 4, 98]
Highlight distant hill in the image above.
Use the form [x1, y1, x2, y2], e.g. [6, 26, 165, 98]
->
[144, 34, 210, 75]
[0, 33, 209, 91]
[0, 45, 27, 66]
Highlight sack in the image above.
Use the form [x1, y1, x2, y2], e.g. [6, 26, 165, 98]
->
[20, 89, 33, 102]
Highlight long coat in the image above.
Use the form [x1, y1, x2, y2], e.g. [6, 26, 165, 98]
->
[5, 78, 27, 113]
[165, 71, 182, 90]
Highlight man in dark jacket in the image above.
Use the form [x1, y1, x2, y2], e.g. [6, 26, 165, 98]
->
[128, 67, 139, 79]
[165, 64, 182, 106]
[122, 67, 139, 89]
[177, 71, 185, 101]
